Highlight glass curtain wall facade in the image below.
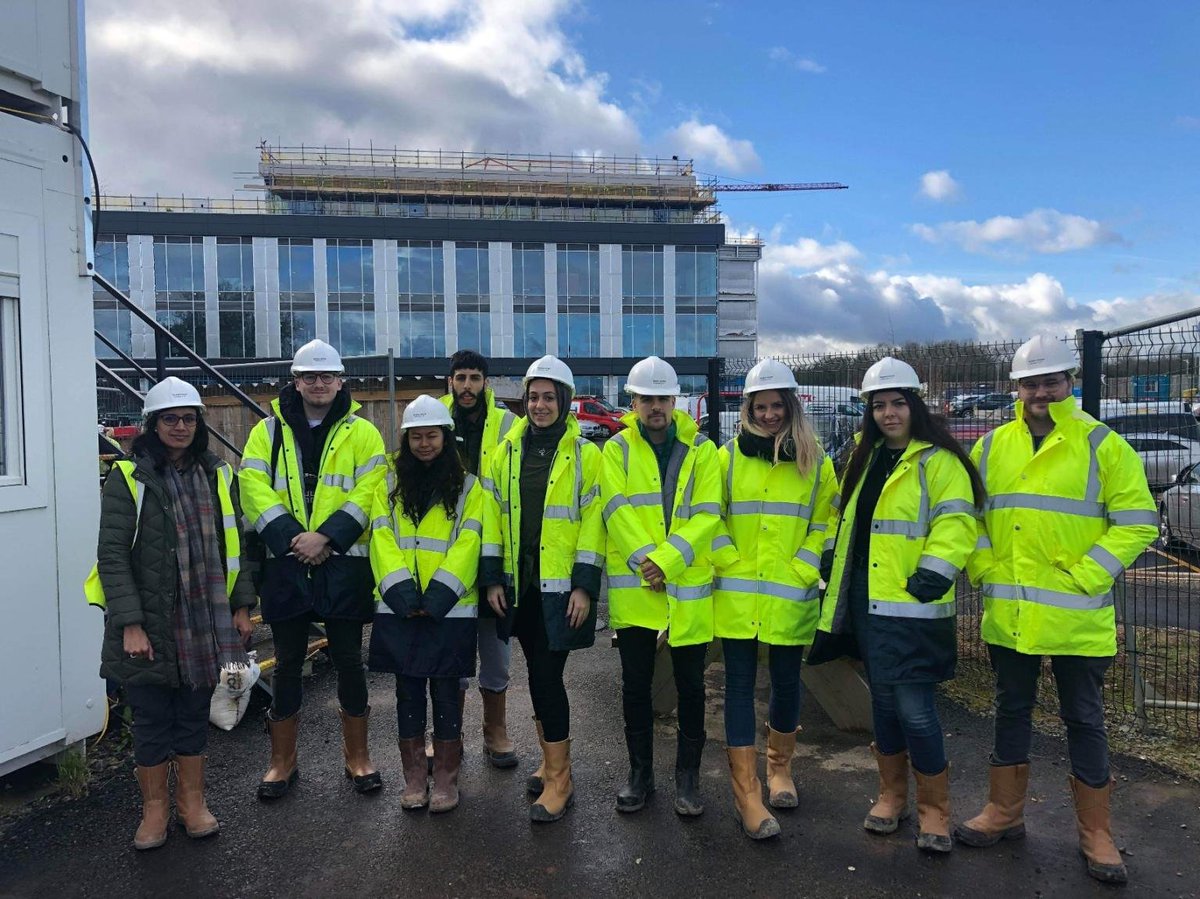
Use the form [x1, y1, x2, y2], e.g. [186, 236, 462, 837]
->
[153, 236, 205, 355]
[455, 242, 490, 353]
[621, 245, 664, 357]
[217, 237, 255, 358]
[278, 238, 316, 355]
[326, 239, 375, 357]
[94, 235, 130, 357]
[512, 243, 546, 356]
[397, 240, 445, 357]
[557, 243, 600, 358]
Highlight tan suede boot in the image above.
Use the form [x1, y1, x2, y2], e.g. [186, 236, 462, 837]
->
[1069, 776, 1128, 884]
[526, 718, 546, 796]
[726, 746, 780, 840]
[481, 688, 518, 768]
[530, 738, 574, 823]
[766, 727, 798, 809]
[133, 762, 170, 850]
[863, 743, 910, 834]
[398, 737, 429, 809]
[913, 765, 952, 853]
[339, 707, 382, 793]
[257, 712, 299, 800]
[954, 763, 1029, 847]
[173, 755, 219, 838]
[429, 739, 463, 813]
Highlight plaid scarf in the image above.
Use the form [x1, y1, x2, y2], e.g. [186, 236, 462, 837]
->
[166, 461, 248, 688]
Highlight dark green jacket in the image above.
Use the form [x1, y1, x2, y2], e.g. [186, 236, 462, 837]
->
[97, 450, 257, 687]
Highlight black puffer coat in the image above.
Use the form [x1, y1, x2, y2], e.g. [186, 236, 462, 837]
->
[97, 450, 257, 687]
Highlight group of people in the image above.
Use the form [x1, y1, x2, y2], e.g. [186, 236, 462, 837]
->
[92, 334, 1156, 885]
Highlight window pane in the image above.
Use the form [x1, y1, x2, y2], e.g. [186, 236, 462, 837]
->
[219, 310, 256, 358]
[675, 250, 697, 298]
[514, 312, 546, 356]
[458, 312, 491, 354]
[695, 250, 717, 297]
[281, 310, 316, 355]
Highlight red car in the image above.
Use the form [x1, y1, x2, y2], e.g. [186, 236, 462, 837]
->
[570, 395, 626, 437]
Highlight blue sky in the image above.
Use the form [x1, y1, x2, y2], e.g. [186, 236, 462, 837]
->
[87, 0, 1199, 352]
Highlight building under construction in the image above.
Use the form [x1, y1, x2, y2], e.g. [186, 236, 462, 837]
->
[95, 144, 761, 396]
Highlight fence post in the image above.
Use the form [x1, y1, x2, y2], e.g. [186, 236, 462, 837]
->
[154, 330, 168, 382]
[1078, 329, 1105, 417]
[706, 357, 723, 444]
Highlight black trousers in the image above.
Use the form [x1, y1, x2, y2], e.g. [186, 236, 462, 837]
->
[270, 615, 368, 719]
[617, 626, 706, 739]
[125, 684, 212, 767]
[514, 586, 571, 743]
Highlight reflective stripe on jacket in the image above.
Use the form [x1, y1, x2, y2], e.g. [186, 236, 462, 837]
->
[712, 438, 836, 645]
[820, 440, 975, 633]
[480, 415, 604, 651]
[969, 396, 1156, 656]
[367, 468, 484, 677]
[601, 410, 720, 647]
[441, 389, 516, 479]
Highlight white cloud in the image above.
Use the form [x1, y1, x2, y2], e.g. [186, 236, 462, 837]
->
[766, 236, 861, 269]
[86, 0, 756, 195]
[767, 47, 826, 74]
[918, 169, 961, 202]
[1175, 115, 1200, 131]
[912, 208, 1120, 254]
[665, 118, 760, 173]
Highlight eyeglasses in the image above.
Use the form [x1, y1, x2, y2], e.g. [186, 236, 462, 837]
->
[1017, 376, 1069, 392]
[298, 372, 339, 385]
[159, 413, 199, 428]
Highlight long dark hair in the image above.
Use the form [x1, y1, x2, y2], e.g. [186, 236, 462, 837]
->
[389, 425, 465, 524]
[131, 411, 211, 472]
[839, 389, 985, 511]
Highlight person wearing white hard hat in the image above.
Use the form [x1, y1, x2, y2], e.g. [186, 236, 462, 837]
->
[479, 355, 604, 822]
[368, 394, 485, 814]
[238, 338, 387, 799]
[93, 377, 254, 849]
[813, 356, 983, 854]
[957, 336, 1155, 884]
[602, 355, 721, 817]
[439, 349, 519, 771]
[710, 359, 837, 839]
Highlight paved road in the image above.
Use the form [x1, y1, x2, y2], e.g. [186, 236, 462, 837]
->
[2, 629, 1198, 898]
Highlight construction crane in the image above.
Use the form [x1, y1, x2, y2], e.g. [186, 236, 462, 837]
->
[711, 181, 848, 192]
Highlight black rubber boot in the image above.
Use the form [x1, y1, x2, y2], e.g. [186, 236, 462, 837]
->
[674, 731, 705, 817]
[616, 728, 655, 813]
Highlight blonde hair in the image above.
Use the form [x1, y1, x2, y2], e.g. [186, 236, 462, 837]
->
[739, 389, 823, 477]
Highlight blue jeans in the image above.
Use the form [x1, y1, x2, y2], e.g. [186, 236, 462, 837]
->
[722, 638, 804, 747]
[459, 616, 511, 693]
[396, 675, 462, 741]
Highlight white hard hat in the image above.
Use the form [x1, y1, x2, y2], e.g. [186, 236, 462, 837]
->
[744, 358, 799, 396]
[402, 394, 454, 430]
[291, 339, 344, 374]
[625, 355, 680, 397]
[523, 355, 576, 394]
[860, 357, 921, 400]
[143, 377, 204, 416]
[1010, 335, 1078, 380]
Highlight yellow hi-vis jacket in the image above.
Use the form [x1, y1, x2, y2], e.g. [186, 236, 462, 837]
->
[441, 389, 516, 476]
[711, 438, 837, 645]
[367, 468, 484, 677]
[601, 410, 721, 647]
[480, 415, 605, 650]
[238, 396, 387, 621]
[968, 396, 1156, 657]
[819, 440, 976, 632]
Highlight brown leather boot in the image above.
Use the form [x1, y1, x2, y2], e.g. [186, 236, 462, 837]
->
[863, 743, 910, 834]
[726, 746, 780, 840]
[913, 765, 952, 853]
[481, 688, 518, 769]
[339, 707, 382, 793]
[530, 738, 574, 823]
[429, 739, 463, 813]
[527, 718, 546, 796]
[766, 727, 798, 809]
[954, 763, 1029, 847]
[398, 737, 429, 809]
[133, 762, 170, 850]
[1069, 775, 1128, 884]
[173, 755, 219, 838]
[257, 712, 299, 800]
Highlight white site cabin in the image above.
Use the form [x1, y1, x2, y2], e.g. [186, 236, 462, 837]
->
[0, 0, 106, 775]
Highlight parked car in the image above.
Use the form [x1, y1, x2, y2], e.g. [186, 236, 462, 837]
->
[1120, 432, 1200, 491]
[697, 411, 741, 445]
[950, 393, 1015, 417]
[576, 418, 609, 440]
[1157, 461, 1200, 550]
[1103, 411, 1200, 443]
[569, 395, 625, 437]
